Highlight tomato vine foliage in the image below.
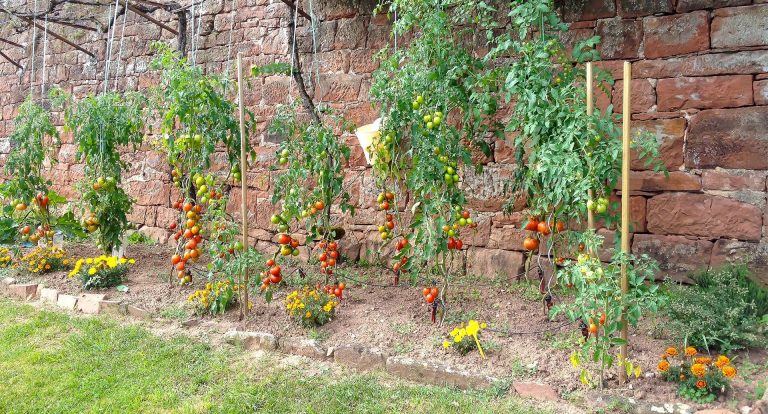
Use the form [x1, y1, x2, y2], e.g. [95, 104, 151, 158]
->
[370, 0, 495, 294]
[53, 89, 146, 254]
[0, 97, 79, 244]
[150, 42, 254, 285]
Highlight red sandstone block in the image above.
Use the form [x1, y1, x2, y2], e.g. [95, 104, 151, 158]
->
[621, 171, 702, 192]
[595, 19, 642, 60]
[556, 0, 616, 22]
[656, 75, 753, 111]
[755, 80, 768, 105]
[712, 4, 768, 48]
[612, 79, 656, 113]
[702, 170, 767, 191]
[617, 0, 673, 18]
[633, 50, 768, 79]
[647, 192, 762, 240]
[676, 0, 750, 12]
[632, 234, 713, 281]
[686, 107, 768, 169]
[631, 118, 685, 171]
[643, 11, 709, 59]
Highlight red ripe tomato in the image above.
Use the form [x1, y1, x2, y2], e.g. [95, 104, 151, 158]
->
[385, 192, 395, 201]
[314, 201, 325, 210]
[455, 239, 463, 250]
[326, 268, 333, 275]
[393, 262, 401, 272]
[184, 229, 194, 239]
[555, 221, 565, 232]
[447, 237, 456, 250]
[277, 234, 291, 245]
[173, 201, 182, 209]
[318, 240, 327, 249]
[523, 237, 539, 251]
[270, 266, 281, 276]
[318, 253, 328, 262]
[183, 203, 193, 212]
[266, 259, 275, 267]
[171, 255, 181, 265]
[386, 213, 394, 221]
[380, 201, 390, 210]
[194, 204, 203, 214]
[338, 282, 346, 290]
[386, 221, 395, 230]
[193, 235, 203, 244]
[524, 217, 539, 232]
[176, 261, 185, 271]
[174, 232, 182, 241]
[186, 240, 197, 250]
[334, 287, 342, 297]
[290, 239, 300, 248]
[425, 294, 435, 304]
[462, 210, 470, 219]
[400, 256, 408, 265]
[422, 288, 430, 297]
[430, 287, 438, 297]
[169, 222, 177, 230]
[40, 195, 49, 207]
[329, 250, 338, 259]
[327, 258, 336, 267]
[588, 323, 598, 334]
[321, 261, 328, 269]
[537, 221, 551, 235]
[328, 241, 338, 251]
[269, 274, 282, 284]
[599, 312, 606, 325]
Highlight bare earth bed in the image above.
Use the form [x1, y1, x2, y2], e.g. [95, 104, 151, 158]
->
[18, 242, 768, 413]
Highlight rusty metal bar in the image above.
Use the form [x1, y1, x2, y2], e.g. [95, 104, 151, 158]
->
[49, 19, 98, 32]
[0, 37, 24, 48]
[0, 50, 23, 69]
[127, 3, 178, 35]
[5, 12, 96, 58]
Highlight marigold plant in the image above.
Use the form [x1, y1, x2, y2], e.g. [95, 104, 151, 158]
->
[442, 319, 488, 358]
[69, 255, 134, 289]
[285, 287, 338, 328]
[18, 246, 70, 274]
[188, 277, 241, 315]
[658, 346, 737, 403]
[0, 247, 12, 267]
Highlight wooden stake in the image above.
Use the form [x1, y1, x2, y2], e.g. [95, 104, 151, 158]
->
[619, 61, 632, 385]
[585, 62, 595, 238]
[236, 52, 250, 318]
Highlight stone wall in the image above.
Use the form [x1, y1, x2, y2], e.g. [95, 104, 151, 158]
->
[1, 0, 767, 282]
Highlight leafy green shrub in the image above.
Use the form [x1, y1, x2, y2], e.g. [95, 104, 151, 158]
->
[664, 264, 768, 353]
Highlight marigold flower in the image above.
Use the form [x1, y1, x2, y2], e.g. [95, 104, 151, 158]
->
[666, 347, 678, 357]
[696, 380, 707, 389]
[691, 363, 707, 377]
[442, 340, 450, 349]
[305, 311, 312, 318]
[658, 360, 670, 372]
[685, 346, 697, 357]
[694, 357, 711, 365]
[722, 365, 736, 379]
[715, 355, 730, 368]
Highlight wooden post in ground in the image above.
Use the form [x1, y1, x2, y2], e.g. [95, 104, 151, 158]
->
[236, 52, 250, 318]
[619, 61, 632, 384]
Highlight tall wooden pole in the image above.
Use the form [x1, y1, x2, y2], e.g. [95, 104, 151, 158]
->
[586, 62, 596, 238]
[619, 61, 632, 384]
[236, 52, 250, 318]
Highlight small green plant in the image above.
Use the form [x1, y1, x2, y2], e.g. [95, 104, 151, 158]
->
[127, 231, 155, 245]
[664, 263, 768, 353]
[158, 305, 189, 320]
[657, 346, 737, 404]
[69, 255, 134, 289]
[307, 328, 329, 343]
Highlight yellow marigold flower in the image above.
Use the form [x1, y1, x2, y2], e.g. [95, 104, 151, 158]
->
[666, 347, 678, 357]
[88, 267, 97, 275]
[658, 360, 670, 372]
[305, 311, 312, 318]
[128, 259, 135, 264]
[85, 258, 93, 264]
[715, 355, 730, 368]
[722, 365, 736, 379]
[691, 363, 707, 377]
[45, 264, 51, 270]
[63, 259, 69, 265]
[442, 340, 450, 349]
[450, 328, 460, 337]
[685, 346, 697, 357]
[696, 380, 707, 389]
[454, 335, 463, 343]
[465, 320, 480, 336]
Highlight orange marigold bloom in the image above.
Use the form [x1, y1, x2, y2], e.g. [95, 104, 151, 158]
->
[685, 346, 697, 357]
[679, 374, 686, 381]
[696, 380, 707, 389]
[715, 355, 730, 368]
[722, 365, 737, 379]
[658, 360, 670, 372]
[694, 357, 712, 365]
[691, 363, 707, 377]
[666, 347, 678, 357]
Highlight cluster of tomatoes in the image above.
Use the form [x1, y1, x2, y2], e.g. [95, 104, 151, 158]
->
[15, 193, 54, 243]
[91, 175, 116, 191]
[317, 240, 339, 275]
[442, 209, 475, 251]
[586, 197, 609, 214]
[300, 200, 325, 219]
[169, 200, 206, 284]
[322, 282, 346, 299]
[392, 238, 410, 272]
[260, 258, 282, 291]
[376, 191, 396, 241]
[522, 216, 566, 251]
[276, 233, 301, 257]
[422, 286, 439, 304]
[581, 311, 607, 338]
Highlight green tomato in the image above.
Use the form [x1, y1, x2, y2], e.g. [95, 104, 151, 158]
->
[234, 241, 244, 251]
[416, 95, 424, 104]
[444, 173, 453, 183]
[291, 248, 300, 256]
[445, 166, 454, 175]
[452, 174, 459, 182]
[434, 111, 443, 118]
[301, 210, 309, 218]
[447, 229, 456, 237]
[466, 218, 473, 225]
[279, 157, 288, 165]
[233, 172, 242, 181]
[281, 149, 289, 157]
[432, 117, 441, 127]
[278, 224, 289, 233]
[200, 196, 209, 205]
[459, 218, 467, 226]
[412, 101, 420, 110]
[586, 199, 595, 211]
[270, 214, 281, 224]
[426, 121, 434, 129]
[423, 114, 432, 123]
[195, 177, 205, 186]
[596, 204, 607, 214]
[198, 185, 208, 194]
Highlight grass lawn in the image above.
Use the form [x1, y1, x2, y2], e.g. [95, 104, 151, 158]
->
[0, 299, 553, 414]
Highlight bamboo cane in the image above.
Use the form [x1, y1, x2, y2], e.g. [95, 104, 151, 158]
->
[236, 52, 250, 318]
[619, 61, 632, 385]
[586, 62, 595, 246]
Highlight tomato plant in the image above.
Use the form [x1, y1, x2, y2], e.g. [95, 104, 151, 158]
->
[370, 0, 497, 320]
[150, 43, 254, 285]
[0, 97, 81, 245]
[255, 98, 354, 300]
[53, 89, 146, 254]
